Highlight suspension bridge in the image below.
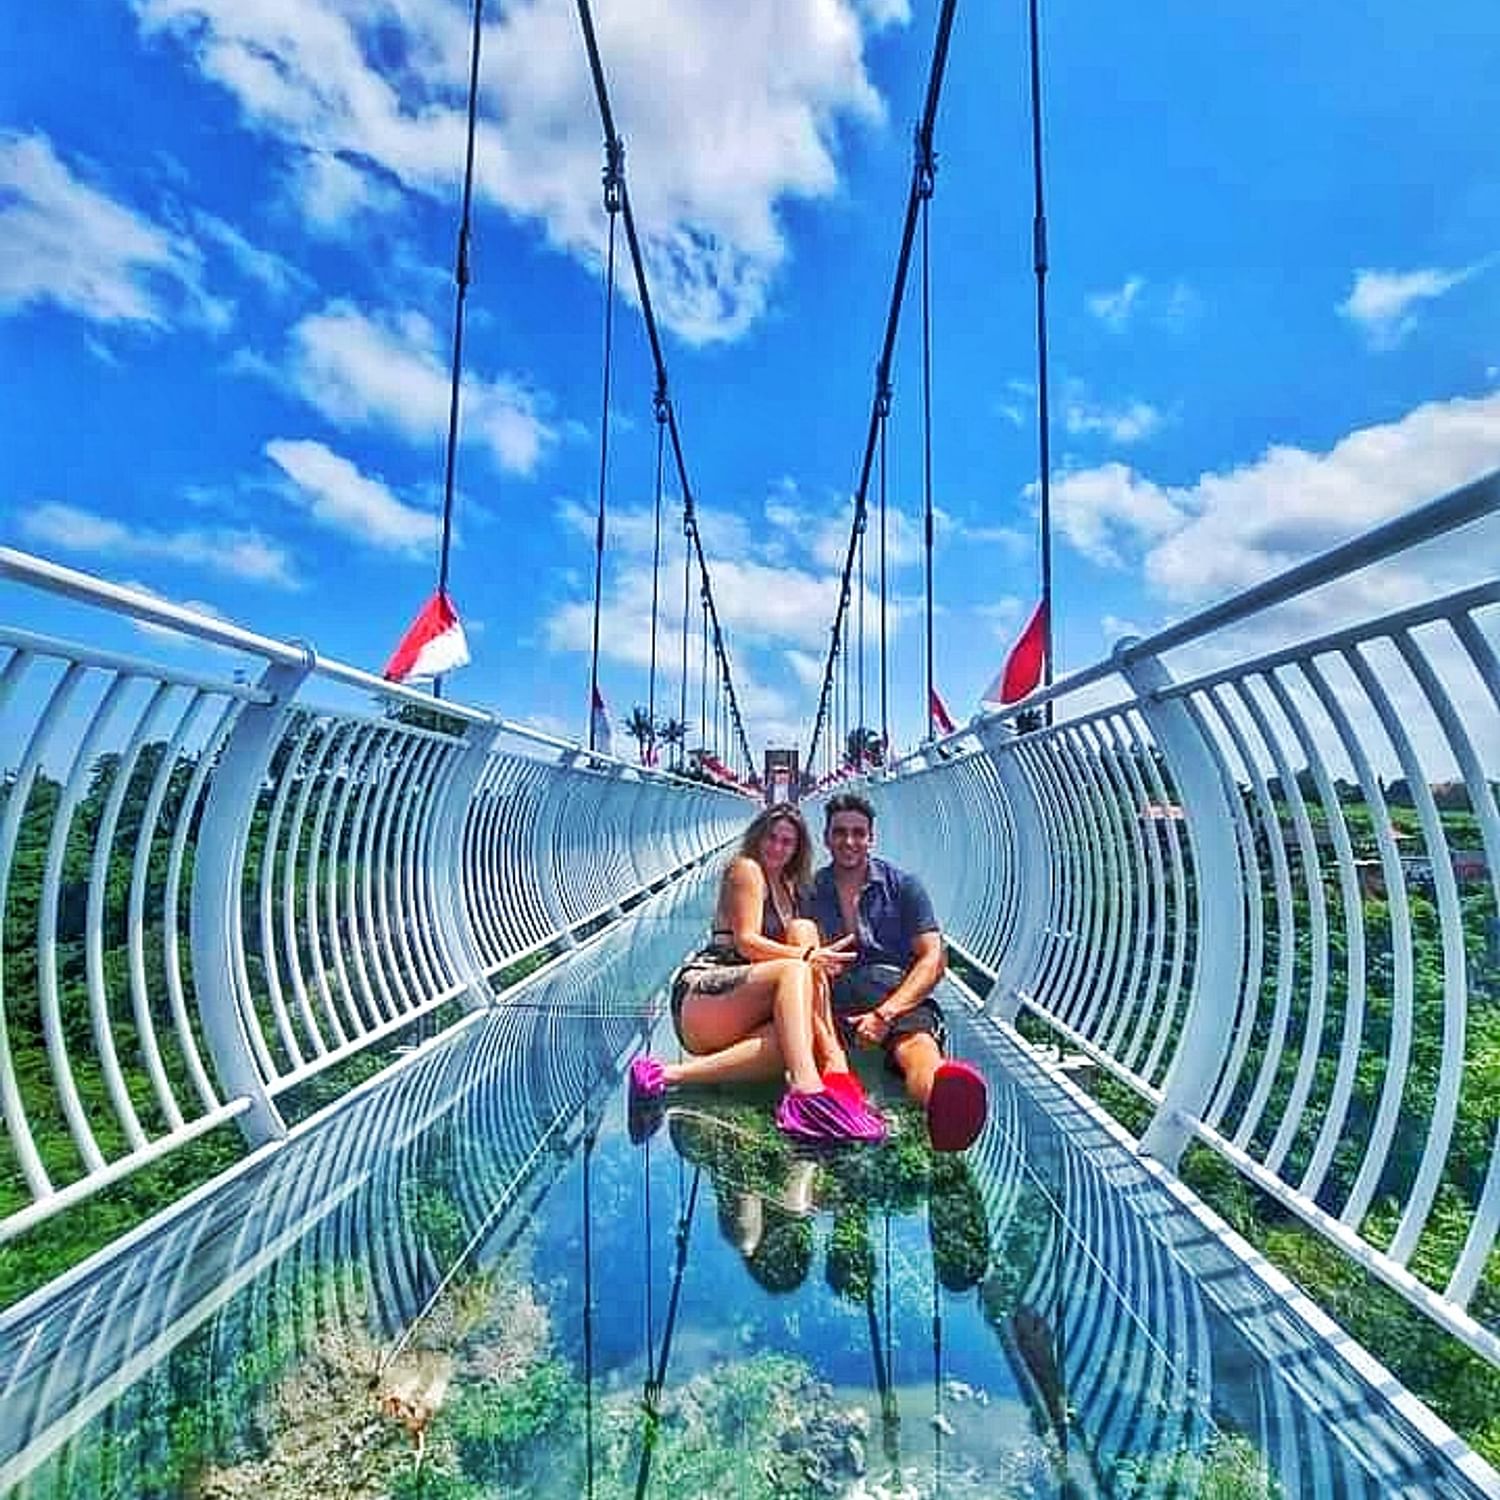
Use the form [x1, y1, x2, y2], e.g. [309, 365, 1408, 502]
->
[2, 0, 1500, 1494]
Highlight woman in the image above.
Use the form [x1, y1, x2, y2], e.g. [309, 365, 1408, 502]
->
[629, 804, 885, 1143]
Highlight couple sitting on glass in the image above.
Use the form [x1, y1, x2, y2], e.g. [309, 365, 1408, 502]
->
[629, 792, 988, 1151]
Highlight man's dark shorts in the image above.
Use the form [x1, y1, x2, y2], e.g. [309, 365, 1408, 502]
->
[832, 962, 947, 1068]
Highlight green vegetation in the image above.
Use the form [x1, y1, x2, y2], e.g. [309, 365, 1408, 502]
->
[0, 724, 483, 1307]
[1115, 1432, 1283, 1498]
[1050, 793, 1500, 1465]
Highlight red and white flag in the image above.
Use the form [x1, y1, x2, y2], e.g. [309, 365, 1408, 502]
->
[383, 590, 470, 684]
[591, 686, 613, 756]
[984, 599, 1048, 706]
[929, 687, 957, 737]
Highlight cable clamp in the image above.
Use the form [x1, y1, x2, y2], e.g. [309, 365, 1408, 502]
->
[602, 135, 625, 213]
[875, 380, 893, 419]
[914, 124, 937, 199]
[653, 384, 670, 425]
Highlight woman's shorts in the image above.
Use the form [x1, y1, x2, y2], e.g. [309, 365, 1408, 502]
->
[669, 946, 753, 1048]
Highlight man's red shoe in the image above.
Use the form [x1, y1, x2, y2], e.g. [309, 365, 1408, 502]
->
[926, 1060, 987, 1152]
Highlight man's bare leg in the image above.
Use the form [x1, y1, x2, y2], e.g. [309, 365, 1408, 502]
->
[889, 1031, 943, 1107]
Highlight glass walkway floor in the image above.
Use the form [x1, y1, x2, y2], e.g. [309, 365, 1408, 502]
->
[1, 869, 1494, 1499]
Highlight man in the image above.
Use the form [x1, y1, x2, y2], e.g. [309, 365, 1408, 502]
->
[806, 792, 988, 1152]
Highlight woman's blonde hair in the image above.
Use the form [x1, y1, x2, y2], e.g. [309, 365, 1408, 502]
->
[737, 803, 814, 893]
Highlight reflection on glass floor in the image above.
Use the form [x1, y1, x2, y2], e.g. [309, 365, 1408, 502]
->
[1, 867, 1494, 1499]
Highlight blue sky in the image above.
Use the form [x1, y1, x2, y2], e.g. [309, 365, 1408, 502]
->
[3, 0, 1498, 763]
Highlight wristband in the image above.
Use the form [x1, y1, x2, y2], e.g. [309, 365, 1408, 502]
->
[803, 945, 816, 961]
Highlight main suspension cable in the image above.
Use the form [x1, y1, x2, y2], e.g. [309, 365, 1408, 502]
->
[1027, 0, 1056, 715]
[918, 131, 936, 741]
[432, 0, 488, 700]
[574, 0, 755, 769]
[805, 0, 959, 769]
[586, 138, 623, 750]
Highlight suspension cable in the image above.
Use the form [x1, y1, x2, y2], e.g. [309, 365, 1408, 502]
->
[677, 501, 692, 769]
[586, 137, 623, 750]
[857, 505, 866, 763]
[432, 0, 488, 700]
[1027, 0, 1056, 717]
[574, 0, 755, 768]
[805, 0, 958, 768]
[877, 385, 891, 757]
[918, 133, 936, 740]
[698, 594, 709, 756]
[646, 384, 668, 759]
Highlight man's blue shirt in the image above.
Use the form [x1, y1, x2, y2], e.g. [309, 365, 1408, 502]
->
[805, 856, 939, 968]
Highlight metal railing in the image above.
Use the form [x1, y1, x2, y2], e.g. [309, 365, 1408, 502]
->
[829, 470, 1500, 1369]
[0, 550, 744, 1246]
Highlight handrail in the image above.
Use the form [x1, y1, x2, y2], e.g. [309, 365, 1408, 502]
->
[892, 466, 1500, 765]
[822, 472, 1500, 1371]
[0, 545, 718, 776]
[1, 553, 744, 1244]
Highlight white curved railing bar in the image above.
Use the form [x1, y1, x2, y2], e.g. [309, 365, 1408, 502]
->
[0, 549, 745, 1246]
[832, 470, 1500, 1370]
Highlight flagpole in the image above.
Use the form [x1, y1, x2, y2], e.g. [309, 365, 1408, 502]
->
[1026, 0, 1055, 725]
[432, 0, 488, 702]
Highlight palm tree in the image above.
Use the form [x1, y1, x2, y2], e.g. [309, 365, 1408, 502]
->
[656, 716, 688, 768]
[845, 726, 884, 770]
[625, 705, 656, 764]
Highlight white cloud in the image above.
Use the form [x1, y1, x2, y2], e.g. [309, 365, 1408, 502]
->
[133, 0, 900, 343]
[1339, 264, 1482, 350]
[285, 149, 403, 233]
[194, 209, 310, 298]
[1087, 275, 1144, 332]
[264, 438, 438, 555]
[1051, 391, 1500, 605]
[1062, 390, 1165, 446]
[122, 578, 235, 647]
[976, 597, 1025, 638]
[18, 501, 298, 587]
[0, 131, 227, 330]
[287, 303, 554, 474]
[1050, 461, 1185, 568]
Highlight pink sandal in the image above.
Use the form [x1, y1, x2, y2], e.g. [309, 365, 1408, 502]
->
[775, 1088, 887, 1144]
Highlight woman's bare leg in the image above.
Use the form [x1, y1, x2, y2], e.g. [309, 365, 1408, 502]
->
[665, 1023, 784, 1085]
[676, 957, 823, 1093]
[786, 918, 849, 1075]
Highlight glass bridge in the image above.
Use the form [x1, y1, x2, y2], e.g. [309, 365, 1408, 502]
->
[1, 866, 1491, 1500]
[2, 472, 1499, 1498]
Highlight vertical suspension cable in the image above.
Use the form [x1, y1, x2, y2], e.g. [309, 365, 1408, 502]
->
[917, 132, 937, 740]
[1027, 0, 1056, 720]
[839, 637, 848, 769]
[432, 0, 488, 700]
[587, 139, 624, 749]
[677, 512, 692, 769]
[877, 388, 891, 760]
[583, 1124, 597, 1499]
[857, 514, 866, 766]
[714, 649, 723, 758]
[646, 386, 668, 762]
[698, 596, 709, 758]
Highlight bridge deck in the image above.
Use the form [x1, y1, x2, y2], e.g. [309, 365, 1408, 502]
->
[3, 871, 1494, 1499]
